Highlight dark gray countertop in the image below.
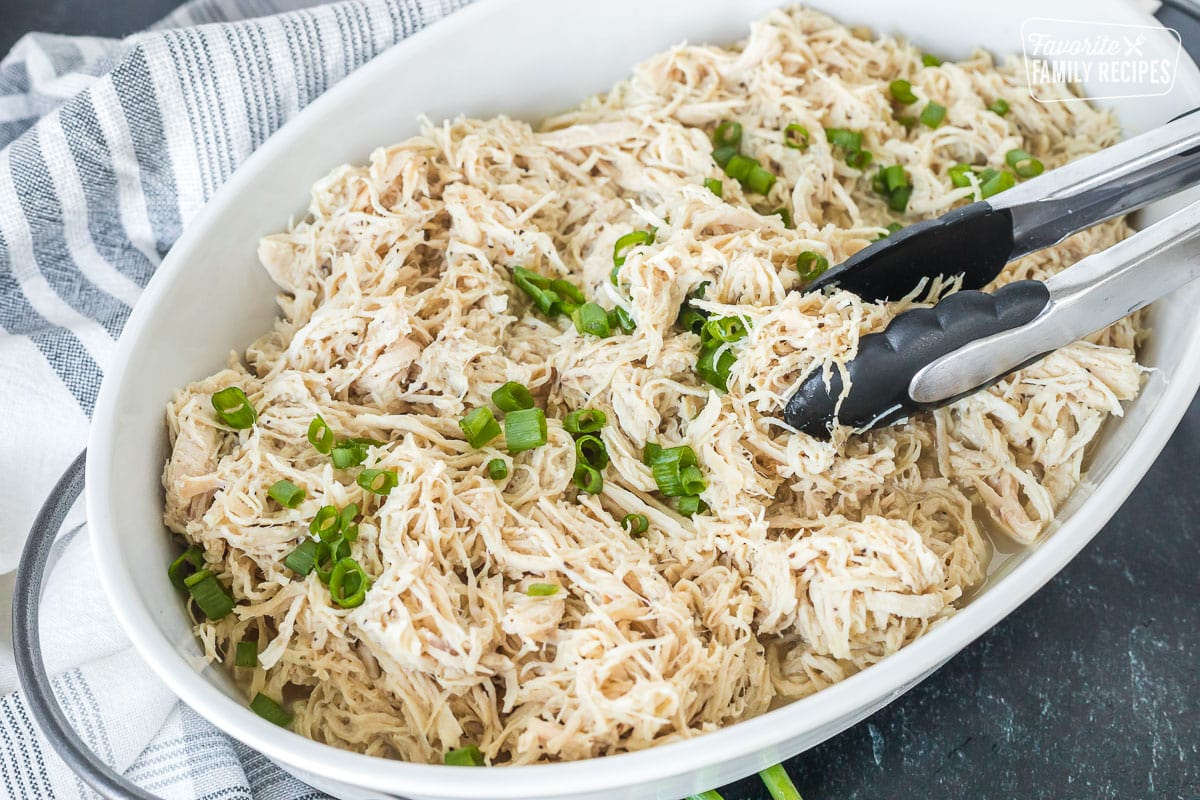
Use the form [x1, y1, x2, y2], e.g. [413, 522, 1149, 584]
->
[3, 2, 1197, 798]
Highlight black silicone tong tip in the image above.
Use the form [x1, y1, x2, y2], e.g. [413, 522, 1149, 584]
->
[806, 201, 1017, 301]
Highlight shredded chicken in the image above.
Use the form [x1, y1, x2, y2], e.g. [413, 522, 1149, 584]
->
[162, 7, 1143, 765]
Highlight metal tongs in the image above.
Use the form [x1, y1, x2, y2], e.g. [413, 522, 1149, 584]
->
[783, 109, 1200, 438]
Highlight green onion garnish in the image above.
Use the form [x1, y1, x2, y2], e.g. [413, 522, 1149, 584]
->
[267, 479, 305, 509]
[921, 53, 943, 67]
[712, 120, 743, 148]
[888, 186, 912, 212]
[758, 763, 803, 800]
[948, 163, 975, 187]
[357, 468, 398, 496]
[746, 165, 777, 194]
[550, 279, 585, 307]
[168, 546, 204, 592]
[608, 306, 636, 334]
[648, 445, 699, 497]
[310, 505, 340, 541]
[896, 114, 918, 130]
[573, 463, 604, 494]
[330, 441, 369, 469]
[444, 745, 485, 767]
[338, 503, 358, 535]
[845, 149, 873, 170]
[234, 641, 258, 668]
[772, 206, 793, 228]
[979, 168, 1016, 198]
[492, 381, 534, 412]
[702, 316, 747, 343]
[314, 538, 349, 584]
[888, 79, 918, 105]
[825, 128, 863, 151]
[920, 102, 946, 128]
[563, 408, 606, 435]
[487, 458, 509, 480]
[573, 302, 612, 338]
[250, 693, 292, 727]
[696, 342, 736, 391]
[526, 582, 560, 597]
[459, 407, 502, 448]
[642, 442, 662, 464]
[575, 434, 609, 470]
[796, 251, 830, 281]
[211, 387, 256, 429]
[329, 557, 370, 608]
[504, 408, 547, 452]
[678, 307, 707, 334]
[724, 154, 756, 182]
[988, 98, 1010, 116]
[283, 539, 317, 576]
[307, 415, 334, 454]
[1005, 148, 1044, 178]
[676, 494, 707, 516]
[613, 230, 655, 268]
[184, 569, 234, 620]
[680, 465, 707, 495]
[712, 145, 737, 168]
[882, 165, 908, 192]
[621, 513, 649, 536]
[783, 123, 810, 149]
[704, 178, 724, 197]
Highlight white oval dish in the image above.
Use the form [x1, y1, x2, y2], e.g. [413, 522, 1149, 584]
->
[86, 1, 1200, 798]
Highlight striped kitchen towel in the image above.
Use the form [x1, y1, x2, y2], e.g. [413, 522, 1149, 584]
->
[0, 0, 471, 797]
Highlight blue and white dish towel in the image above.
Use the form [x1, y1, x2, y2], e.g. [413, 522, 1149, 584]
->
[0, 1, 470, 797]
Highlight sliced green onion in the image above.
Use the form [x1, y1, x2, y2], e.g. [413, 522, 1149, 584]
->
[284, 539, 318, 576]
[696, 342, 736, 392]
[211, 387, 256, 429]
[678, 307, 708, 335]
[621, 513, 649, 536]
[307, 415, 334, 454]
[642, 442, 662, 464]
[920, 102, 947, 128]
[758, 763, 803, 800]
[329, 557, 370, 608]
[504, 408, 547, 452]
[487, 458, 509, 480]
[676, 494, 707, 516]
[563, 408, 607, 435]
[783, 123, 810, 149]
[168, 546, 204, 592]
[948, 163, 975, 187]
[250, 693, 293, 727]
[921, 53, 943, 67]
[825, 128, 863, 152]
[608, 306, 636, 334]
[704, 178, 724, 197]
[573, 302, 612, 338]
[882, 165, 909, 192]
[314, 538, 349, 584]
[575, 434, 609, 470]
[184, 569, 234, 620]
[649, 446, 699, 497]
[845, 149, 873, 170]
[234, 641, 258, 668]
[550, 279, 585, 306]
[712, 120, 743, 148]
[338, 503, 358, 533]
[492, 381, 534, 412]
[772, 206, 793, 228]
[526, 582, 560, 597]
[702, 316, 747, 344]
[445, 746, 485, 767]
[1005, 148, 1044, 178]
[979, 168, 1016, 198]
[896, 114, 918, 130]
[680, 465, 706, 495]
[459, 407, 502, 448]
[988, 97, 1010, 116]
[310, 504, 340, 541]
[888, 186, 912, 212]
[724, 154, 756, 182]
[712, 145, 738, 168]
[512, 265, 550, 290]
[796, 251, 830, 281]
[888, 79, 918, 104]
[330, 441, 369, 469]
[613, 230, 655, 269]
[687, 792, 726, 800]
[513, 267, 569, 315]
[573, 463, 604, 494]
[357, 468, 398, 496]
[267, 479, 305, 509]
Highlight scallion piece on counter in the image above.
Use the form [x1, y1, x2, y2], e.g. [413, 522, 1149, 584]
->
[979, 168, 1016, 198]
[487, 458, 509, 480]
[184, 569, 234, 620]
[573, 302, 612, 338]
[250, 693, 293, 727]
[796, 251, 830, 281]
[758, 763, 804, 800]
[712, 120, 743, 148]
[330, 441, 369, 469]
[168, 546, 204, 591]
[921, 53, 943, 67]
[211, 387, 256, 429]
[234, 641, 258, 668]
[676, 494, 706, 516]
[283, 539, 317, 576]
[267, 479, 305, 508]
[711, 144, 738, 168]
[988, 97, 1010, 116]
[504, 407, 547, 452]
[310, 504, 340, 540]
[920, 102, 947, 128]
[492, 381, 534, 412]
[573, 463, 604, 494]
[825, 128, 863, 152]
[608, 306, 636, 334]
[459, 407, 502, 448]
[526, 582, 560, 597]
[563, 408, 607, 435]
[621, 513, 649, 536]
[704, 178, 724, 197]
[357, 468, 398, 496]
[888, 79, 918, 105]
[329, 558, 370, 608]
[444, 746, 485, 767]
[783, 123, 810, 149]
[1005, 148, 1044, 178]
[948, 163, 975, 187]
[575, 434, 609, 470]
[307, 415, 334, 454]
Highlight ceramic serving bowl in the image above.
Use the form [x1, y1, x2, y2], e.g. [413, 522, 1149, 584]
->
[86, 1, 1200, 798]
